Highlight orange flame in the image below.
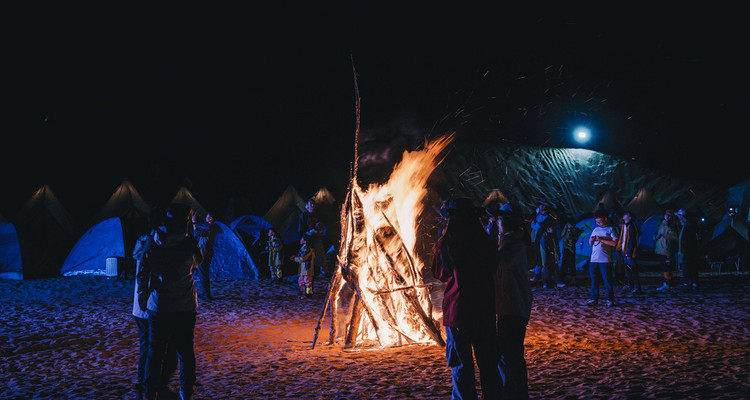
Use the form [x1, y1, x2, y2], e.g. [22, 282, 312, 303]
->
[318, 133, 454, 350]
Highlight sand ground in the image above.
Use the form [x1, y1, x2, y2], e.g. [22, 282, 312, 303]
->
[1, 268, 749, 399]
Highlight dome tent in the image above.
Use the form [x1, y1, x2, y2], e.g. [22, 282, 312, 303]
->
[0, 214, 23, 280]
[14, 185, 76, 279]
[61, 217, 125, 276]
[192, 220, 260, 281]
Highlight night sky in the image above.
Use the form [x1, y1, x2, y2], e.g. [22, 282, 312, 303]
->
[2, 4, 747, 224]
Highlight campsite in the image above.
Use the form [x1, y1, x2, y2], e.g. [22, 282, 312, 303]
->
[2, 144, 750, 399]
[3, 5, 750, 398]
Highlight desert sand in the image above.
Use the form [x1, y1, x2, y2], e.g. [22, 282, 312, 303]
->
[1, 270, 749, 399]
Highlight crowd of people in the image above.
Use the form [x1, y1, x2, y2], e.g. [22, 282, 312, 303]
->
[430, 195, 714, 399]
[127, 198, 334, 399]
[125, 192, 712, 400]
[500, 199, 707, 307]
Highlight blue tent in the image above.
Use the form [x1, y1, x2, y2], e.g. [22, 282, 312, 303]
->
[230, 215, 273, 247]
[193, 220, 259, 280]
[61, 217, 125, 276]
[572, 217, 596, 269]
[0, 221, 23, 280]
[637, 214, 662, 255]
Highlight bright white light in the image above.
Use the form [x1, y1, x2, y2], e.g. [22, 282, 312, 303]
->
[573, 127, 591, 144]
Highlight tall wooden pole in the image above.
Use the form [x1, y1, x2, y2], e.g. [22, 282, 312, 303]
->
[351, 54, 360, 185]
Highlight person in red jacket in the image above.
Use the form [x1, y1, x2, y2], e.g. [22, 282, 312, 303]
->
[432, 197, 502, 400]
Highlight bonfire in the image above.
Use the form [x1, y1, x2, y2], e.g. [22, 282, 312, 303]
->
[312, 59, 454, 350]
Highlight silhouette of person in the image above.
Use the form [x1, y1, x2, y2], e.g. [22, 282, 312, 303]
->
[133, 207, 178, 400]
[142, 203, 202, 400]
[193, 212, 222, 300]
[432, 197, 502, 399]
[492, 202, 533, 399]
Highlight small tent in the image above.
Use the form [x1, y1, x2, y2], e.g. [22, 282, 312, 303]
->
[625, 188, 662, 223]
[61, 217, 125, 276]
[171, 186, 208, 221]
[592, 189, 625, 219]
[230, 215, 273, 247]
[263, 186, 305, 245]
[193, 220, 259, 280]
[728, 178, 750, 224]
[89, 180, 151, 256]
[702, 216, 749, 264]
[14, 185, 76, 279]
[482, 188, 509, 208]
[637, 214, 663, 257]
[0, 216, 23, 280]
[88, 180, 151, 228]
[312, 187, 336, 207]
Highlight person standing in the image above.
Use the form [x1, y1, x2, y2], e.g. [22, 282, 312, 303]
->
[529, 200, 557, 282]
[133, 207, 178, 400]
[616, 211, 642, 295]
[492, 203, 533, 399]
[265, 227, 284, 283]
[559, 219, 582, 287]
[193, 212, 222, 300]
[142, 203, 203, 400]
[654, 209, 679, 291]
[540, 224, 560, 289]
[587, 210, 619, 307]
[675, 208, 701, 290]
[431, 197, 502, 400]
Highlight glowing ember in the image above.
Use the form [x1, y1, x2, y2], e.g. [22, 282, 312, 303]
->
[313, 133, 454, 350]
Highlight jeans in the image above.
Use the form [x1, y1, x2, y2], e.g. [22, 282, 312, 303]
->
[542, 262, 558, 287]
[145, 310, 197, 398]
[623, 257, 641, 290]
[589, 262, 614, 301]
[198, 261, 212, 298]
[497, 315, 530, 400]
[445, 322, 502, 400]
[559, 248, 576, 282]
[136, 316, 177, 393]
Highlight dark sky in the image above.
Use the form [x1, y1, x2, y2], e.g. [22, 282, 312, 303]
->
[2, 4, 747, 223]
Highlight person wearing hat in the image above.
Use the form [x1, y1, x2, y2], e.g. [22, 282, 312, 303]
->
[529, 200, 558, 282]
[675, 208, 700, 290]
[492, 202, 533, 399]
[654, 209, 680, 291]
[431, 197, 502, 399]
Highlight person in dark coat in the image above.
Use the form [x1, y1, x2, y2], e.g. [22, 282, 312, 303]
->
[142, 203, 203, 400]
[491, 203, 533, 399]
[676, 208, 701, 290]
[192, 212, 221, 300]
[432, 197, 502, 400]
[132, 207, 178, 400]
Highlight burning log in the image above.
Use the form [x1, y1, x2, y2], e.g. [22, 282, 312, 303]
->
[312, 134, 454, 350]
[311, 58, 453, 350]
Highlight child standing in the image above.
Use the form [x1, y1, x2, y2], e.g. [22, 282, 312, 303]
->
[291, 234, 316, 298]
